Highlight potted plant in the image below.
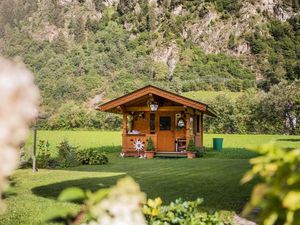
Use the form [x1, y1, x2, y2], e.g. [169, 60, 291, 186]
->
[145, 137, 155, 159]
[187, 139, 196, 159]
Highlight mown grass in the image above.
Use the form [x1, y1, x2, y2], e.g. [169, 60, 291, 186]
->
[1, 153, 254, 225]
[1, 131, 299, 225]
[24, 130, 300, 156]
[182, 90, 244, 103]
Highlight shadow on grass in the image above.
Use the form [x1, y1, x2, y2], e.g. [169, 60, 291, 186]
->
[276, 138, 300, 142]
[31, 175, 124, 200]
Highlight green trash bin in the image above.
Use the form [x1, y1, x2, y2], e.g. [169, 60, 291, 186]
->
[213, 138, 223, 151]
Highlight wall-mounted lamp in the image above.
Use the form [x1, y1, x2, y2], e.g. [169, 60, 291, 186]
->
[149, 102, 158, 111]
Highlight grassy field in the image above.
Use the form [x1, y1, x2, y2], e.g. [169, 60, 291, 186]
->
[1, 131, 300, 225]
[25, 130, 300, 156]
[182, 90, 244, 103]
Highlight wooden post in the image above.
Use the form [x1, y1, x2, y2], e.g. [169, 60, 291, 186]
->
[121, 106, 127, 153]
[32, 125, 38, 172]
[200, 113, 204, 147]
[186, 113, 190, 146]
[193, 114, 197, 137]
[122, 112, 127, 135]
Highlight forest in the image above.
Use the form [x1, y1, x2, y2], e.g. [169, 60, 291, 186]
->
[0, 0, 299, 134]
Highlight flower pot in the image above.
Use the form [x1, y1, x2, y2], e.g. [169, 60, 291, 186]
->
[187, 151, 196, 159]
[145, 151, 155, 159]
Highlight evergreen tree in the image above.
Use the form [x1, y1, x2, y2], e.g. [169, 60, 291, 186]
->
[147, 137, 155, 151]
[187, 139, 196, 152]
[52, 32, 68, 53]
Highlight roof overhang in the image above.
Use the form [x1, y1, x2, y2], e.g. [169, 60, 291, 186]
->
[96, 85, 217, 117]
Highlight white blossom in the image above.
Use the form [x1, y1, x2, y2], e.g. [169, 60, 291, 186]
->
[0, 57, 39, 212]
[84, 177, 147, 225]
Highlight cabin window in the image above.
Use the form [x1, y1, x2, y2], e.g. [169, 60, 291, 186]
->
[150, 113, 155, 133]
[159, 116, 171, 130]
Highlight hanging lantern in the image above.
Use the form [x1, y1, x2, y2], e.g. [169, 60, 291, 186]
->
[149, 102, 158, 111]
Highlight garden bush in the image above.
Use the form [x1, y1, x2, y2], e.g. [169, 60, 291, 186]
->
[57, 140, 80, 168]
[195, 147, 204, 158]
[76, 148, 108, 165]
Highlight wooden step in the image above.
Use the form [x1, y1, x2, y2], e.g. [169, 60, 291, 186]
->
[155, 152, 187, 158]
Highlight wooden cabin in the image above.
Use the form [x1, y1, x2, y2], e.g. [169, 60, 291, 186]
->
[97, 85, 216, 157]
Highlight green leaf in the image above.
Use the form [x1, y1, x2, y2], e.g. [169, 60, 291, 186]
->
[250, 184, 269, 205]
[283, 191, 300, 210]
[58, 187, 86, 203]
[87, 188, 109, 204]
[241, 171, 254, 184]
[43, 206, 75, 223]
[264, 212, 278, 225]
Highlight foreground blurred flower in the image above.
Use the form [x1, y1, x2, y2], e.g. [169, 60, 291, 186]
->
[86, 177, 147, 225]
[0, 57, 39, 212]
[46, 177, 147, 225]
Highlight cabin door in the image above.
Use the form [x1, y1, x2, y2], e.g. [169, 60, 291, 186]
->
[157, 112, 175, 151]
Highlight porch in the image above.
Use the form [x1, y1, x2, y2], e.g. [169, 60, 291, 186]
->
[121, 150, 188, 158]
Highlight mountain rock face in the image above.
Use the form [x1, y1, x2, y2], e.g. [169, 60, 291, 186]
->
[23, 0, 298, 80]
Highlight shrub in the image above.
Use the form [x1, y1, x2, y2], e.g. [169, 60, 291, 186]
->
[195, 147, 204, 157]
[146, 137, 155, 151]
[242, 144, 300, 225]
[76, 148, 108, 165]
[143, 197, 233, 224]
[36, 140, 51, 168]
[57, 140, 80, 168]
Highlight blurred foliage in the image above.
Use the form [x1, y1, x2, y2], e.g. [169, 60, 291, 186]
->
[46, 176, 232, 225]
[242, 144, 300, 225]
[143, 197, 233, 224]
[46, 177, 146, 225]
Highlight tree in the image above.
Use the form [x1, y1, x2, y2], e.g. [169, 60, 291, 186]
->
[69, 18, 85, 42]
[257, 80, 300, 134]
[52, 32, 68, 53]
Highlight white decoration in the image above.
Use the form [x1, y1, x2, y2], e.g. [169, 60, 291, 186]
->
[133, 139, 144, 151]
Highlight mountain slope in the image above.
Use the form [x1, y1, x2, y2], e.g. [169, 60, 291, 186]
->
[0, 0, 299, 128]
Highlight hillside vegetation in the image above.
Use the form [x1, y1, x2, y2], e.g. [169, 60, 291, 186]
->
[0, 0, 299, 133]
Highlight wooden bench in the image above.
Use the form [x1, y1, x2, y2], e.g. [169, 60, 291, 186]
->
[121, 151, 145, 157]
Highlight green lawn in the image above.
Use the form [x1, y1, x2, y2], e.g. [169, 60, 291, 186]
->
[182, 90, 244, 103]
[1, 131, 300, 225]
[25, 130, 300, 156]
